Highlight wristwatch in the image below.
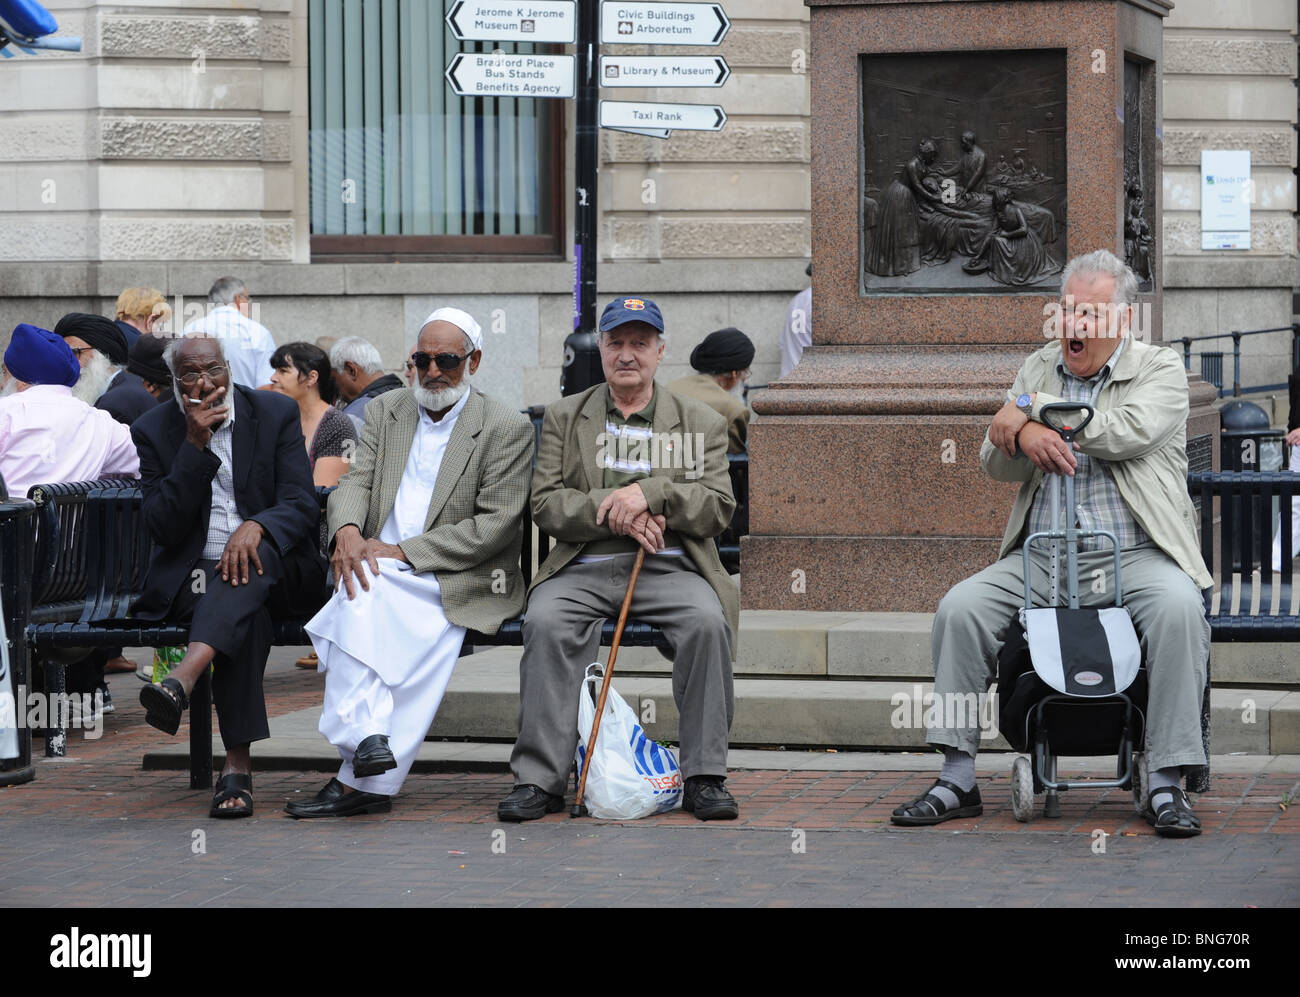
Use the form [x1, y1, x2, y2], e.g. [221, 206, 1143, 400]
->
[1016, 392, 1033, 419]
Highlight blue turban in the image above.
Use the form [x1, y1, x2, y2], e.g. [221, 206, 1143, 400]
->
[4, 324, 81, 387]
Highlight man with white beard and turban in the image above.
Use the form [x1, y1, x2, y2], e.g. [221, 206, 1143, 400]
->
[286, 308, 534, 818]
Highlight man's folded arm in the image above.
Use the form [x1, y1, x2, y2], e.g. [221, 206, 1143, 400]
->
[399, 416, 535, 572]
[1031, 348, 1188, 462]
[980, 370, 1037, 483]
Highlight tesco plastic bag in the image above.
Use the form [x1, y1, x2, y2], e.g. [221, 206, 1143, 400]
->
[574, 663, 682, 819]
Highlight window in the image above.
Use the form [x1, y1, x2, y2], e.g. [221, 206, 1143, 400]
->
[308, 0, 563, 259]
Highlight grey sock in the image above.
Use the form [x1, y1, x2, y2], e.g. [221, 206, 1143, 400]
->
[931, 747, 976, 808]
[1148, 766, 1182, 810]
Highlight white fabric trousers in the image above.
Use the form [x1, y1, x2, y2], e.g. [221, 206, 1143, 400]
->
[1271, 447, 1300, 573]
[306, 559, 466, 797]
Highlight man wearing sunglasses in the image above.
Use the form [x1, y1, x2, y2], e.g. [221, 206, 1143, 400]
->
[287, 308, 534, 818]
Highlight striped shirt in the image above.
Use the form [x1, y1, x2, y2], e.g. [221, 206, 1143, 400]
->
[1024, 340, 1149, 553]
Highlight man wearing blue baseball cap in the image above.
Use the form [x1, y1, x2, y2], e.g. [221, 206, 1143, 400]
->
[500, 296, 742, 821]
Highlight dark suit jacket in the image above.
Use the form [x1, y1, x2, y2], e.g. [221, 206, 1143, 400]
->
[97, 370, 162, 427]
[129, 384, 320, 620]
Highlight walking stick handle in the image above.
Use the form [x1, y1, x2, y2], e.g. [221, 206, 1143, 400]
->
[573, 547, 647, 816]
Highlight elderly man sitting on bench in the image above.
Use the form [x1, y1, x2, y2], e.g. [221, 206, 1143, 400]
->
[891, 249, 1212, 837]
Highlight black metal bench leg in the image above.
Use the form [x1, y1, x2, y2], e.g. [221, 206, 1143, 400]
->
[45, 657, 66, 758]
[189, 668, 213, 789]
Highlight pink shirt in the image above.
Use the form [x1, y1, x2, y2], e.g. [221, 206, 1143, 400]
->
[0, 384, 140, 497]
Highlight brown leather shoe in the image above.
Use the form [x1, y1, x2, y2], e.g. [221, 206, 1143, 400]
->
[104, 655, 137, 674]
[295, 652, 319, 669]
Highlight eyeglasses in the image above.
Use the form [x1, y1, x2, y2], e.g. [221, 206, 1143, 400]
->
[174, 364, 229, 387]
[68, 347, 94, 359]
[411, 351, 470, 372]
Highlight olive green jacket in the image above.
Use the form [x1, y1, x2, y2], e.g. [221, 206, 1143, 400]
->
[980, 336, 1213, 590]
[529, 382, 740, 653]
[327, 388, 535, 634]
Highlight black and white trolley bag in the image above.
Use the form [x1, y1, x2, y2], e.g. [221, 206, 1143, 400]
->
[1001, 403, 1142, 746]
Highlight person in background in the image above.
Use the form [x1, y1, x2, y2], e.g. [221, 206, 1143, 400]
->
[669, 327, 755, 454]
[268, 342, 359, 671]
[404, 344, 419, 387]
[51, 314, 150, 682]
[268, 342, 358, 490]
[115, 287, 172, 339]
[779, 263, 812, 379]
[182, 276, 277, 388]
[331, 336, 404, 431]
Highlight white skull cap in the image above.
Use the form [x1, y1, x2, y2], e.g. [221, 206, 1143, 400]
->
[422, 307, 482, 351]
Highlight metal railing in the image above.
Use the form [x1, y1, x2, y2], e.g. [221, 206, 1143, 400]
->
[1177, 324, 1299, 398]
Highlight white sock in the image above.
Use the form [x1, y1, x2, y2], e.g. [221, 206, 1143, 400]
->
[931, 747, 976, 808]
[1148, 766, 1182, 810]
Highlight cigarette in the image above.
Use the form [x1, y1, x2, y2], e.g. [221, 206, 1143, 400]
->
[186, 397, 202, 405]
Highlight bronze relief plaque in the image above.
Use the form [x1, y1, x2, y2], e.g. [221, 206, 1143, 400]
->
[861, 49, 1068, 295]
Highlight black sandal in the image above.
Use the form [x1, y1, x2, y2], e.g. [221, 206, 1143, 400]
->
[1146, 786, 1202, 838]
[891, 778, 983, 826]
[210, 773, 254, 819]
[139, 677, 188, 736]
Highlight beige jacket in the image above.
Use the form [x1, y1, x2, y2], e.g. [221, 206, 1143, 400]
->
[529, 382, 740, 653]
[327, 388, 535, 634]
[980, 336, 1212, 590]
[668, 373, 750, 454]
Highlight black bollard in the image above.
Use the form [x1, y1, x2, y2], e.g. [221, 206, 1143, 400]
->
[0, 480, 37, 786]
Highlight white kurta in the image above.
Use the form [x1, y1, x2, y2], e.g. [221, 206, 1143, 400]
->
[305, 390, 471, 796]
[1272, 445, 1300, 574]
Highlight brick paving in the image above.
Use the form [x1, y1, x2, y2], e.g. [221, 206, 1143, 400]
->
[1, 652, 1297, 907]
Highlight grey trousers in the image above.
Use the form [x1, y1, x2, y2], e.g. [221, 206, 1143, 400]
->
[509, 553, 735, 796]
[931, 542, 1210, 771]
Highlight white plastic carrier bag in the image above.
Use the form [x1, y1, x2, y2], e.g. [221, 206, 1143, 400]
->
[574, 663, 682, 819]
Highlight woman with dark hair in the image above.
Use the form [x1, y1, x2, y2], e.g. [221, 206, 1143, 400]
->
[269, 342, 359, 670]
[268, 341, 357, 489]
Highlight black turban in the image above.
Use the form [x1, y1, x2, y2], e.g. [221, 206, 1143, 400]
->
[689, 326, 755, 375]
[127, 334, 170, 385]
[53, 312, 129, 366]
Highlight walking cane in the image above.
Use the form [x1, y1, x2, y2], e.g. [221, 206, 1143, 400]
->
[571, 546, 647, 818]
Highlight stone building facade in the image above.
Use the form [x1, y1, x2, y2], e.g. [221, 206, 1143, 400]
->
[0, 0, 1294, 416]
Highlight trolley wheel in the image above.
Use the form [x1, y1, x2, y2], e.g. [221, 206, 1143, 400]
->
[1131, 751, 1147, 816]
[1011, 755, 1035, 823]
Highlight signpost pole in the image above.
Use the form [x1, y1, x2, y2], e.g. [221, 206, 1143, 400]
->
[565, 0, 602, 395]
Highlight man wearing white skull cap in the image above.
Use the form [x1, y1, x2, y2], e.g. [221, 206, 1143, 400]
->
[287, 308, 534, 817]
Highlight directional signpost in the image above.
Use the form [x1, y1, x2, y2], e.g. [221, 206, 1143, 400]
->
[600, 100, 726, 132]
[444, 0, 732, 394]
[599, 2, 729, 46]
[445, 51, 575, 98]
[600, 55, 730, 88]
[446, 0, 577, 43]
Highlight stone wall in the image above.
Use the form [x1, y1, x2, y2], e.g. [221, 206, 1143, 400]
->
[1162, 0, 1298, 418]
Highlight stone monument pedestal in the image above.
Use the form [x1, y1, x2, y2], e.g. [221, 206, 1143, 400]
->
[743, 0, 1218, 613]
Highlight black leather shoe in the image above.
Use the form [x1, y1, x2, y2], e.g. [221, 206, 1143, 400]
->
[284, 777, 391, 819]
[682, 776, 739, 821]
[497, 784, 564, 822]
[351, 734, 398, 778]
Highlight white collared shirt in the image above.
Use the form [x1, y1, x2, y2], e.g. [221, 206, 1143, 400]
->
[202, 403, 245, 559]
[378, 389, 471, 546]
[182, 305, 276, 388]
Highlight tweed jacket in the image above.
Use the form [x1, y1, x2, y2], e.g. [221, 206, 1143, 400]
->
[980, 335, 1213, 590]
[530, 382, 740, 653]
[327, 387, 534, 635]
